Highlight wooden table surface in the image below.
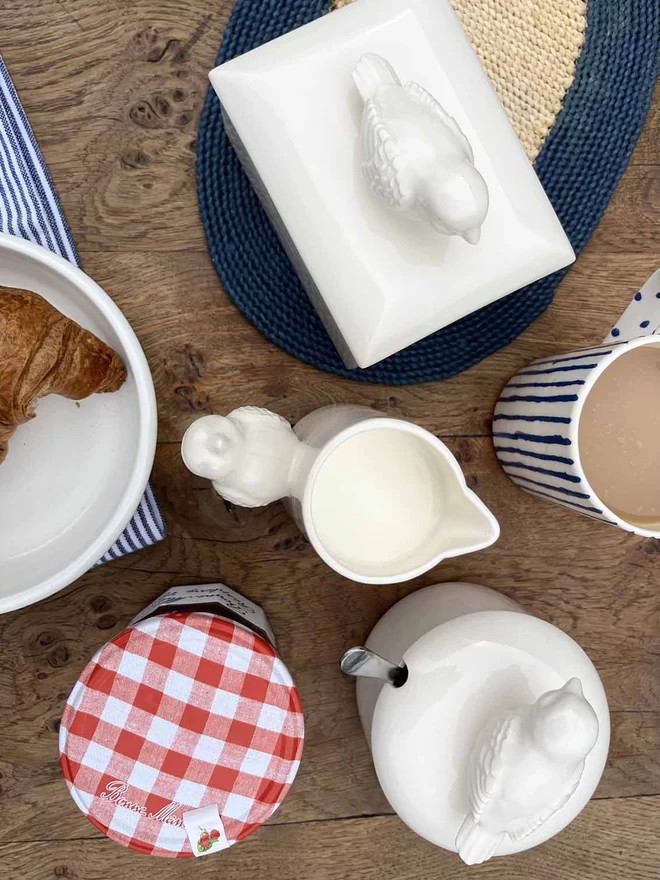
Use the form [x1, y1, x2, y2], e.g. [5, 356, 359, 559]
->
[2, 1, 660, 877]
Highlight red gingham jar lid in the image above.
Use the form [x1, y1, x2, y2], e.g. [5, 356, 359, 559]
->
[59, 612, 304, 857]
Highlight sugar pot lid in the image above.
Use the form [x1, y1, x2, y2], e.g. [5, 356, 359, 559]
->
[368, 610, 609, 860]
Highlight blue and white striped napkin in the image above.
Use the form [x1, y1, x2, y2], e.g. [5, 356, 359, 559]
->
[0, 56, 166, 563]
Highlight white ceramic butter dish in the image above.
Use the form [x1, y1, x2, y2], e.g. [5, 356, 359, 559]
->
[209, 0, 574, 369]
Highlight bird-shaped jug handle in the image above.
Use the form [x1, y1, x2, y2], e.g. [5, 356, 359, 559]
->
[181, 407, 300, 508]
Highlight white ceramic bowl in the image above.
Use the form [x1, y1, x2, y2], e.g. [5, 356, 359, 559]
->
[0, 233, 157, 613]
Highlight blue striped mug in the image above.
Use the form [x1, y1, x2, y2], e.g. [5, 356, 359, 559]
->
[494, 268, 660, 537]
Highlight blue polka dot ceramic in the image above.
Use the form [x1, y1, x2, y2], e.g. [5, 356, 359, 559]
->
[605, 268, 660, 344]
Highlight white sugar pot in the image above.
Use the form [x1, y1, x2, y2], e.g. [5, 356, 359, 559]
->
[341, 582, 609, 863]
[181, 406, 499, 584]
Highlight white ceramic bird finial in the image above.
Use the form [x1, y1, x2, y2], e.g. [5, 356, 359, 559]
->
[181, 407, 299, 508]
[456, 678, 599, 865]
[353, 53, 489, 244]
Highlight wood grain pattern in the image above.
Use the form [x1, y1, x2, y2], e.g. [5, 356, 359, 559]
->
[0, 0, 659, 876]
[1, 798, 660, 879]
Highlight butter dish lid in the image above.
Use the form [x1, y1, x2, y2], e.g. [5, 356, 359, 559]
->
[59, 612, 304, 858]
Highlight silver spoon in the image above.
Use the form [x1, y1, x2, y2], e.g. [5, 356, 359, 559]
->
[340, 646, 408, 688]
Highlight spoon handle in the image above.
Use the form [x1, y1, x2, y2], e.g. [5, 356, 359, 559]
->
[340, 646, 408, 688]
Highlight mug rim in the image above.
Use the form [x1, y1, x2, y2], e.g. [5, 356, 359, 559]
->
[300, 417, 499, 584]
[565, 335, 660, 537]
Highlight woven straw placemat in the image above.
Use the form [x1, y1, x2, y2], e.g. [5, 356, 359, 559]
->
[333, 0, 587, 161]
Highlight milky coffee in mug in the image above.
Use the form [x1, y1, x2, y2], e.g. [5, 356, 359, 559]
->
[494, 268, 660, 537]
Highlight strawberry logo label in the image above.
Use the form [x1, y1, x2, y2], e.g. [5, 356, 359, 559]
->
[196, 826, 222, 853]
[183, 803, 228, 857]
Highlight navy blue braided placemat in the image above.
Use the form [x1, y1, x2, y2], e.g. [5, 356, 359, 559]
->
[197, 0, 660, 385]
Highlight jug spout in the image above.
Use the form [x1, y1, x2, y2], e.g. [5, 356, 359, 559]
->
[441, 477, 500, 557]
[181, 408, 300, 508]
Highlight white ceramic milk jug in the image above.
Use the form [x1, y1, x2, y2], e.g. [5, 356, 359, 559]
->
[181, 406, 499, 584]
[341, 582, 609, 863]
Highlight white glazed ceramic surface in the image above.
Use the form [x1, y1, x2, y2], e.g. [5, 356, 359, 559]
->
[494, 268, 660, 537]
[356, 583, 610, 859]
[182, 405, 499, 584]
[352, 53, 489, 243]
[0, 233, 157, 612]
[294, 408, 499, 583]
[181, 408, 299, 508]
[455, 676, 600, 865]
[355, 582, 525, 740]
[209, 0, 574, 369]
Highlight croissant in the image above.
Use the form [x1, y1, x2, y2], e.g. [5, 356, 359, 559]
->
[0, 286, 126, 465]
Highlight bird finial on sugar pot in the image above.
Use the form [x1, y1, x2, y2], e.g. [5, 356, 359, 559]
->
[456, 677, 600, 865]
